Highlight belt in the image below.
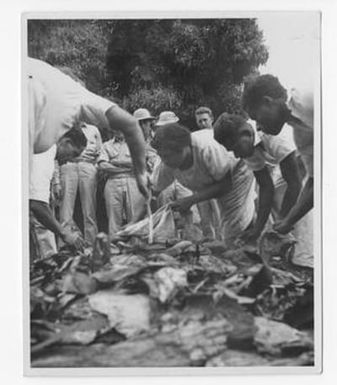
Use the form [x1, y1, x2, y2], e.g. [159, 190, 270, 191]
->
[107, 173, 135, 180]
[66, 159, 96, 165]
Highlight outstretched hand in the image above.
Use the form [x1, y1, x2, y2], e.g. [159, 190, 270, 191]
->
[273, 219, 294, 234]
[61, 229, 85, 250]
[240, 227, 260, 244]
[170, 197, 195, 214]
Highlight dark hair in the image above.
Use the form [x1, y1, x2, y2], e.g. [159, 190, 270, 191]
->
[195, 106, 213, 119]
[242, 74, 287, 111]
[62, 126, 87, 148]
[151, 123, 191, 151]
[213, 113, 247, 148]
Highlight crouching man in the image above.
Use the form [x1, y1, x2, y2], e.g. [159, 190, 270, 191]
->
[30, 128, 89, 255]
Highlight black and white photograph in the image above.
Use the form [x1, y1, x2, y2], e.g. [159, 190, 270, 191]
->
[23, 11, 321, 374]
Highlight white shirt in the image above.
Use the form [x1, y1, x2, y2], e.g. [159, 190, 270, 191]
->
[29, 145, 56, 203]
[28, 58, 116, 154]
[287, 88, 314, 177]
[244, 122, 297, 188]
[152, 129, 256, 233]
[76, 124, 103, 163]
[245, 122, 296, 168]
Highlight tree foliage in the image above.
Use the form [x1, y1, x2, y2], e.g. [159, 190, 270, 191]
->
[28, 18, 268, 128]
[28, 20, 114, 94]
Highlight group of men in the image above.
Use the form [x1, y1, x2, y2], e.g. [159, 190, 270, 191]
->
[29, 57, 314, 264]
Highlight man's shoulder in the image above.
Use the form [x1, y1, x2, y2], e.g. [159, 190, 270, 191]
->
[289, 87, 313, 108]
[191, 129, 215, 148]
[288, 87, 314, 127]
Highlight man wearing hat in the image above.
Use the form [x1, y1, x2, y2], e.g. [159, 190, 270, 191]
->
[133, 108, 157, 144]
[133, 108, 159, 173]
[155, 111, 180, 126]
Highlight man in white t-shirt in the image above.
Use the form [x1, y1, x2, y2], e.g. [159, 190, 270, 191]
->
[27, 58, 150, 198]
[151, 124, 256, 245]
[214, 113, 303, 243]
[242, 75, 314, 234]
[29, 130, 88, 253]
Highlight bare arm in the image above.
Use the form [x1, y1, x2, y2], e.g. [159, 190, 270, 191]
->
[98, 160, 131, 174]
[279, 152, 302, 217]
[253, 167, 274, 235]
[240, 167, 274, 242]
[171, 173, 232, 213]
[30, 200, 84, 248]
[274, 176, 313, 233]
[30, 200, 65, 236]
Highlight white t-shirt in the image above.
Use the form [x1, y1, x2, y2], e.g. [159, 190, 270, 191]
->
[29, 145, 56, 203]
[287, 88, 314, 177]
[28, 58, 116, 154]
[152, 129, 256, 237]
[244, 123, 297, 189]
[245, 121, 296, 169]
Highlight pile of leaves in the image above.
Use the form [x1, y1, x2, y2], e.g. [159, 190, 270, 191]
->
[30, 231, 314, 368]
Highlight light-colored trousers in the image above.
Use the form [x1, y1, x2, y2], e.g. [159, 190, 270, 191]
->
[104, 177, 146, 238]
[60, 162, 98, 245]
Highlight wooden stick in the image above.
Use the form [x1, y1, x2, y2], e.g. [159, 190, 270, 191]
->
[147, 200, 153, 244]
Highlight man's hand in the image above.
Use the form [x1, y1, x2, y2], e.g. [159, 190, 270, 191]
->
[52, 183, 62, 203]
[85, 147, 99, 158]
[273, 218, 294, 234]
[240, 227, 261, 244]
[61, 229, 85, 249]
[135, 171, 151, 199]
[170, 197, 195, 214]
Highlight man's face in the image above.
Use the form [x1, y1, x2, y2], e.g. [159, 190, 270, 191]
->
[225, 123, 255, 158]
[196, 113, 213, 130]
[249, 98, 288, 135]
[157, 146, 189, 169]
[56, 137, 85, 164]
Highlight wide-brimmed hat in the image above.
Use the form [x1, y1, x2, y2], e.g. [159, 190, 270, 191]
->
[155, 111, 179, 126]
[133, 108, 155, 121]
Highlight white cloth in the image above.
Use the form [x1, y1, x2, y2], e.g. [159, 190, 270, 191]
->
[244, 122, 297, 186]
[157, 181, 201, 225]
[245, 122, 296, 170]
[28, 58, 116, 154]
[287, 88, 314, 177]
[152, 129, 256, 242]
[29, 145, 57, 203]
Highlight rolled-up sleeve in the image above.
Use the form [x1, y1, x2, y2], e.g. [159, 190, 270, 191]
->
[201, 143, 235, 181]
[80, 90, 117, 131]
